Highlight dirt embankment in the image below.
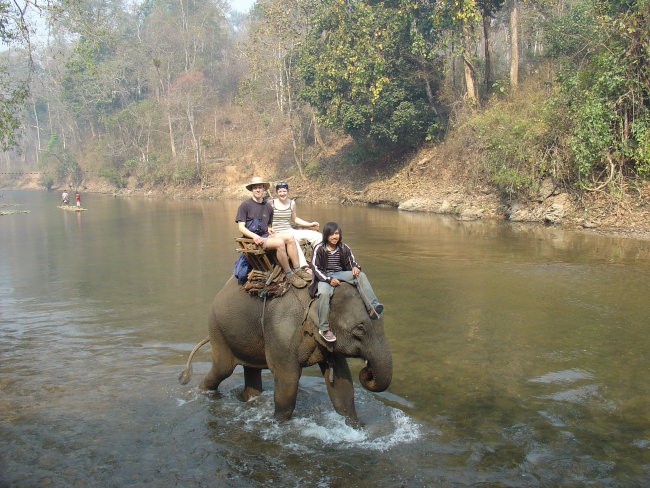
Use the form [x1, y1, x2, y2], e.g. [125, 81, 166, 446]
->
[4, 145, 650, 241]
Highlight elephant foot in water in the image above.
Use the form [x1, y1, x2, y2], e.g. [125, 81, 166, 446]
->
[241, 366, 263, 401]
[319, 357, 361, 427]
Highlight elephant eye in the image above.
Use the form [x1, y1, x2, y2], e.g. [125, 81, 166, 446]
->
[352, 324, 365, 338]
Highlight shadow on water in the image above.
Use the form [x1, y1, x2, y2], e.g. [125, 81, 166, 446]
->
[1, 191, 649, 487]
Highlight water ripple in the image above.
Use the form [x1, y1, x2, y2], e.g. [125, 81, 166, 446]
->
[529, 368, 595, 384]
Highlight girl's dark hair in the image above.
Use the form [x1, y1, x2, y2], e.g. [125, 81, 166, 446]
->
[322, 221, 342, 245]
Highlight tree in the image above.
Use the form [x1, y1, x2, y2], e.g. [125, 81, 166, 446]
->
[242, 0, 319, 178]
[545, 0, 650, 185]
[0, 0, 36, 150]
[299, 0, 440, 148]
[0, 52, 29, 150]
[509, 0, 519, 88]
[477, 0, 505, 94]
[139, 0, 228, 172]
[169, 70, 207, 183]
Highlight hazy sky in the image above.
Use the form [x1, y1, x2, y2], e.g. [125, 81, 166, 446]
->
[229, 0, 256, 13]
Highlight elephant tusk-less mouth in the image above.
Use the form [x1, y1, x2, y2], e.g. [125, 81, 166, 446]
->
[359, 357, 391, 393]
[359, 364, 375, 384]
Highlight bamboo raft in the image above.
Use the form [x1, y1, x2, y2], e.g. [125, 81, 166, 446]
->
[1, 204, 30, 216]
[58, 205, 87, 212]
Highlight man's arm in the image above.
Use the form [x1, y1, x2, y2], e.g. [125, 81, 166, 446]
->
[238, 221, 266, 245]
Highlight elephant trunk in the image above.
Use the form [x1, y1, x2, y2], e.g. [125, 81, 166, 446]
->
[359, 342, 392, 392]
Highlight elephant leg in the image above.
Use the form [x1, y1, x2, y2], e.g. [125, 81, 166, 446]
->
[242, 366, 263, 401]
[272, 366, 301, 421]
[199, 340, 235, 391]
[319, 357, 359, 426]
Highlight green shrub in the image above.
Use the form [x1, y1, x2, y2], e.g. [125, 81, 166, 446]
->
[568, 96, 615, 178]
[99, 169, 127, 189]
[545, 0, 650, 186]
[40, 174, 54, 190]
[173, 166, 199, 185]
[123, 158, 138, 174]
[304, 158, 321, 179]
[631, 114, 650, 177]
[491, 167, 536, 197]
[344, 142, 381, 166]
[465, 87, 553, 197]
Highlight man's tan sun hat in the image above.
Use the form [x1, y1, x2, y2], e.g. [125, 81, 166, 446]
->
[245, 176, 270, 191]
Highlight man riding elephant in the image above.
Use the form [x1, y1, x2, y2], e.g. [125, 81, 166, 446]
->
[236, 176, 311, 288]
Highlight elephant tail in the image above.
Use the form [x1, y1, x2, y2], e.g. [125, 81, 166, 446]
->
[178, 336, 210, 385]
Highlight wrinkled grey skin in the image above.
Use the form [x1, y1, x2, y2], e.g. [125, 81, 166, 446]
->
[180, 277, 392, 424]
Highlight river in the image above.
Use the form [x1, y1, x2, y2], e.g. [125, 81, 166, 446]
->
[1, 190, 649, 487]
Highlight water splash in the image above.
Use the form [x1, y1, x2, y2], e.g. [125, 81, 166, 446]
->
[221, 389, 422, 452]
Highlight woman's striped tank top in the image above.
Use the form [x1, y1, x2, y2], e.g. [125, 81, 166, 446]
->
[272, 199, 293, 232]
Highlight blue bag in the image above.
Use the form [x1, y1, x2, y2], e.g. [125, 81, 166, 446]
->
[245, 218, 267, 237]
[233, 218, 266, 283]
[233, 254, 251, 284]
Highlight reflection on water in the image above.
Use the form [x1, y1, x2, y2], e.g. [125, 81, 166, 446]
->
[1, 190, 649, 486]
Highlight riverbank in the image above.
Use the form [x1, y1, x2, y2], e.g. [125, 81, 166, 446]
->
[3, 148, 649, 241]
[104, 143, 650, 241]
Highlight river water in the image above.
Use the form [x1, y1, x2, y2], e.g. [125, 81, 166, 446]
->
[1, 190, 649, 487]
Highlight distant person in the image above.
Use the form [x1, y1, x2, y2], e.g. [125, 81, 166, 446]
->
[309, 221, 384, 342]
[271, 181, 322, 268]
[76, 192, 81, 207]
[235, 176, 311, 288]
[61, 190, 69, 205]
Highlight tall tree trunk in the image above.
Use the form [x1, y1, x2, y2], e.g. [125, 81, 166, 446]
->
[276, 43, 285, 113]
[32, 101, 41, 167]
[464, 57, 477, 102]
[280, 43, 306, 178]
[449, 41, 457, 93]
[168, 112, 177, 159]
[289, 121, 306, 180]
[482, 14, 493, 94]
[145, 120, 151, 171]
[510, 0, 519, 88]
[425, 80, 434, 105]
[462, 28, 477, 103]
[312, 111, 324, 149]
[177, 0, 190, 71]
[186, 101, 201, 181]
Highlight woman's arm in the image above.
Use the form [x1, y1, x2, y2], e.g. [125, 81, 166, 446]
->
[291, 201, 318, 228]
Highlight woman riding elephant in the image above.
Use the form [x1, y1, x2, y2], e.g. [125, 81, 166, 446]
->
[309, 222, 384, 343]
[271, 180, 322, 268]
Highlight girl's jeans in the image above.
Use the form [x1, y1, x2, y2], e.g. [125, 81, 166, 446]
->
[316, 271, 379, 330]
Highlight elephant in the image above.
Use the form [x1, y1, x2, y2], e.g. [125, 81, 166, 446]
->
[179, 276, 392, 425]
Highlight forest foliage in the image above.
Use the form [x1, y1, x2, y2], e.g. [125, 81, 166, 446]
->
[1, 0, 648, 199]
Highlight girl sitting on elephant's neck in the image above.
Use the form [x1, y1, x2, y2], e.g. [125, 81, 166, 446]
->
[309, 221, 384, 342]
